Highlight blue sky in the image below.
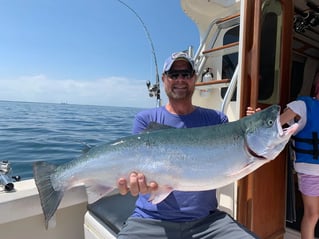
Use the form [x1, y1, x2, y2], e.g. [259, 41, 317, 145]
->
[0, 0, 199, 108]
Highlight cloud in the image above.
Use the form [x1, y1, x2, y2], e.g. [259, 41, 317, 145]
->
[0, 75, 162, 108]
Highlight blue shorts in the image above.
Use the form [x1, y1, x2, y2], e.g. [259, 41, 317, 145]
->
[117, 210, 259, 239]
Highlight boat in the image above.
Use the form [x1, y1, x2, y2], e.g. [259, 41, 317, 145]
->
[1, 0, 319, 238]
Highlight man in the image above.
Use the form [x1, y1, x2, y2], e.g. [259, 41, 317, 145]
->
[117, 52, 258, 238]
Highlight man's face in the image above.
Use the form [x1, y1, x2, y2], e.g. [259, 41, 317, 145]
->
[162, 60, 196, 101]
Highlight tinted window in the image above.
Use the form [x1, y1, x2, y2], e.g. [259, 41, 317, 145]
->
[258, 12, 278, 101]
[221, 26, 239, 100]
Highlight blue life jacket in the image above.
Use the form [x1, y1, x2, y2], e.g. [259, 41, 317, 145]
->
[293, 96, 319, 163]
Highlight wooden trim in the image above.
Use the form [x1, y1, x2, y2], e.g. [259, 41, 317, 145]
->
[249, 0, 262, 110]
[216, 13, 240, 24]
[237, 1, 294, 238]
[280, 0, 294, 105]
[237, 0, 262, 230]
[202, 42, 239, 55]
[238, 0, 255, 117]
[195, 79, 230, 86]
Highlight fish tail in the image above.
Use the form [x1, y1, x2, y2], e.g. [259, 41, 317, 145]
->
[33, 161, 64, 229]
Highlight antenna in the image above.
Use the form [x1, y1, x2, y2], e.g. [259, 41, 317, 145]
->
[116, 0, 161, 107]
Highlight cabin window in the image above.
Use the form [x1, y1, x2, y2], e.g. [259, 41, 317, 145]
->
[258, 1, 282, 104]
[221, 26, 239, 100]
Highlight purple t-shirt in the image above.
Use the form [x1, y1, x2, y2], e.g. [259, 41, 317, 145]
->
[131, 106, 228, 221]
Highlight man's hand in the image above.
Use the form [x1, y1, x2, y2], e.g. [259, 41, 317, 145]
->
[246, 106, 261, 116]
[117, 172, 158, 196]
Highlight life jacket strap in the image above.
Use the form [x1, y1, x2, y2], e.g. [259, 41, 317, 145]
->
[292, 132, 319, 159]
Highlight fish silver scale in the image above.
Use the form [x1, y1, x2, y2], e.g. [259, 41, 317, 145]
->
[33, 104, 298, 229]
[52, 106, 275, 192]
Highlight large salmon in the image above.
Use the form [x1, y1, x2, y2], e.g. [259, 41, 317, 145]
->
[33, 104, 298, 228]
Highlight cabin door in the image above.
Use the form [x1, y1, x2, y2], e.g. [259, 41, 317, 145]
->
[237, 0, 293, 238]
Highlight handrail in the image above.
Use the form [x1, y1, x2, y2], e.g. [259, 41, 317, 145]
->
[194, 22, 222, 79]
[193, 14, 240, 83]
[192, 13, 240, 115]
[193, 14, 240, 61]
[221, 65, 239, 113]
[193, 18, 222, 62]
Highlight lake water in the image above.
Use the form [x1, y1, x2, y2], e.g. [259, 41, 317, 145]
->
[0, 100, 144, 180]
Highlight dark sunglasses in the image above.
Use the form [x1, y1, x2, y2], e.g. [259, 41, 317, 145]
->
[165, 70, 194, 80]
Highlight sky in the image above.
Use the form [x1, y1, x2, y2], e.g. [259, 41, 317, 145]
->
[0, 0, 199, 108]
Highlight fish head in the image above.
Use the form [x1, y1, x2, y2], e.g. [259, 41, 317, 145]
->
[244, 105, 298, 160]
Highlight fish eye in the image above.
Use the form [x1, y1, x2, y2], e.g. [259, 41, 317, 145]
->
[267, 119, 274, 126]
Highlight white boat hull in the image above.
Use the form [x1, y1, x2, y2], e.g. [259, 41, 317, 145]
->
[0, 179, 87, 239]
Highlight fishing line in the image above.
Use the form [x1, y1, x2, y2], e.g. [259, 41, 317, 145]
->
[116, 0, 161, 106]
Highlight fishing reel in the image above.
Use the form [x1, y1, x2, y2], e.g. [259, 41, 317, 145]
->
[0, 161, 20, 192]
[146, 80, 161, 107]
[146, 80, 160, 98]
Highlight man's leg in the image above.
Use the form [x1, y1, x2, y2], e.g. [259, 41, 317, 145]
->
[117, 217, 181, 239]
[184, 210, 259, 239]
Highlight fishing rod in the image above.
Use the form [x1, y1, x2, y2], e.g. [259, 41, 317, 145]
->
[116, 0, 161, 107]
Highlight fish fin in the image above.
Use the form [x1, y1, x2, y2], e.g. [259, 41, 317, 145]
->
[48, 214, 56, 229]
[148, 186, 173, 204]
[86, 184, 116, 204]
[143, 122, 175, 133]
[33, 161, 64, 230]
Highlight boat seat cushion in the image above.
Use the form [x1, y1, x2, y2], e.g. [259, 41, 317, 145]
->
[87, 194, 136, 234]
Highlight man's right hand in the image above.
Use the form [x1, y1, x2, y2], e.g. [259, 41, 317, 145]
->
[117, 172, 158, 196]
[246, 106, 261, 116]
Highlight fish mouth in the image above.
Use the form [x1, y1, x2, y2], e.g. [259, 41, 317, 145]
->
[282, 122, 299, 136]
[244, 118, 299, 160]
[244, 140, 266, 159]
[277, 113, 299, 137]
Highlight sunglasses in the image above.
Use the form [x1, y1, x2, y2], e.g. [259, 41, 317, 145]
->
[165, 70, 194, 80]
